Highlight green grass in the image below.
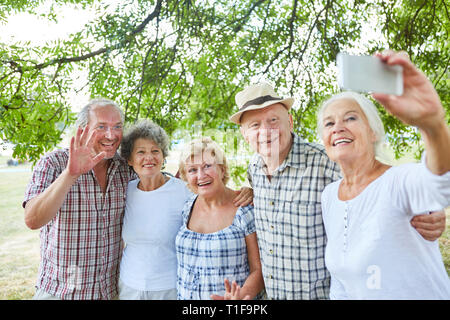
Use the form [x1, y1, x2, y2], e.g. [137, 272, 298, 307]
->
[0, 163, 448, 300]
[0, 168, 39, 300]
[0, 166, 40, 300]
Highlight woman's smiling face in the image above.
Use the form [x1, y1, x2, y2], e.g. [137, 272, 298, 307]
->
[184, 151, 226, 196]
[127, 138, 164, 178]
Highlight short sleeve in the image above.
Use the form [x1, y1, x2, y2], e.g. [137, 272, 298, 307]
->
[236, 205, 256, 236]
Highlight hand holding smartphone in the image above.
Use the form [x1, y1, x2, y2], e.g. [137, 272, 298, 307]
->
[337, 53, 403, 96]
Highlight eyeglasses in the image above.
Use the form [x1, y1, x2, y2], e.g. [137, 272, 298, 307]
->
[94, 124, 123, 131]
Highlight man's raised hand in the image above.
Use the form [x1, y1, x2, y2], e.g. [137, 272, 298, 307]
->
[67, 126, 106, 177]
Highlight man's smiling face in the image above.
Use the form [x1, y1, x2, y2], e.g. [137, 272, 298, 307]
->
[240, 103, 293, 161]
[88, 104, 123, 159]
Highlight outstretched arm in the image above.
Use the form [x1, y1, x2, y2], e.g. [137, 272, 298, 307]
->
[372, 51, 450, 241]
[372, 51, 450, 175]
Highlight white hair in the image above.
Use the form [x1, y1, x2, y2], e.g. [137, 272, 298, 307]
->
[317, 91, 386, 159]
[75, 98, 124, 128]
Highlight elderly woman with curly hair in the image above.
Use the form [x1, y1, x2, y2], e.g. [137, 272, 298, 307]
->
[117, 120, 189, 299]
[118, 120, 254, 300]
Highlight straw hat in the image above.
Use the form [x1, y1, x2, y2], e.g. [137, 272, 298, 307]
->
[229, 83, 294, 124]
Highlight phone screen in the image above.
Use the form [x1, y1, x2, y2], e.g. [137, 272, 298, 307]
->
[337, 53, 403, 96]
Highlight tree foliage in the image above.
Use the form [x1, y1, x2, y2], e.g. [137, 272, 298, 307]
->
[1, 0, 449, 166]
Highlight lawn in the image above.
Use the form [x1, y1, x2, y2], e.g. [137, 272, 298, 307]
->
[0, 164, 40, 300]
[0, 158, 448, 300]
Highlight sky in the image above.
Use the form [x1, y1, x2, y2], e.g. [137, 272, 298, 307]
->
[0, 1, 120, 155]
[0, 0, 127, 110]
[0, 2, 97, 113]
[0, 4, 94, 44]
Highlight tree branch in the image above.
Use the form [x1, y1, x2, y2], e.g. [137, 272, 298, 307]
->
[30, 0, 163, 71]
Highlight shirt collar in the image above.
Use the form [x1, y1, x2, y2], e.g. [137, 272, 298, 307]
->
[281, 133, 304, 170]
[108, 152, 128, 170]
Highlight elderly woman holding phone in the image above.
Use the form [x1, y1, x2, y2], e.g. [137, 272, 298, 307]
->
[318, 51, 450, 299]
[176, 137, 264, 300]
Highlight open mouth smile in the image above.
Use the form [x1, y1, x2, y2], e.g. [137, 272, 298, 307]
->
[332, 138, 353, 146]
[197, 181, 212, 187]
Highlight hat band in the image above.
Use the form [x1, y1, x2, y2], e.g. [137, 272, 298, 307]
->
[240, 95, 282, 111]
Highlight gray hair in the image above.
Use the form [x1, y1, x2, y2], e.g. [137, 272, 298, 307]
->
[317, 91, 386, 158]
[120, 119, 170, 161]
[75, 98, 124, 128]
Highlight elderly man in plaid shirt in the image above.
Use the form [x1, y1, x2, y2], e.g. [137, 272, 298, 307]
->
[230, 83, 447, 300]
[23, 99, 133, 300]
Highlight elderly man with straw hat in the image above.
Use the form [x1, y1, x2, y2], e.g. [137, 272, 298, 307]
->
[230, 82, 447, 300]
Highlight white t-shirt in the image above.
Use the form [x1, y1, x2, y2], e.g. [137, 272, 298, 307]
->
[321, 160, 450, 299]
[120, 176, 192, 291]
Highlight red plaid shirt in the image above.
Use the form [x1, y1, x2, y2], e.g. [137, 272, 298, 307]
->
[23, 149, 133, 300]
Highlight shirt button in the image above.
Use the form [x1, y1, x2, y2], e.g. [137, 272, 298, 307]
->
[269, 201, 274, 206]
[269, 249, 273, 254]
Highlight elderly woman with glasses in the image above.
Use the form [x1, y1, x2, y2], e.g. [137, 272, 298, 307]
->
[176, 137, 265, 300]
[317, 51, 450, 299]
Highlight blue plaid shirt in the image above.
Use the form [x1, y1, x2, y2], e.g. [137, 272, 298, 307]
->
[248, 133, 341, 299]
[175, 194, 256, 300]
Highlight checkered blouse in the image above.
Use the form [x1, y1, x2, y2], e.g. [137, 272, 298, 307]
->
[23, 149, 133, 300]
[247, 133, 341, 299]
[175, 194, 256, 300]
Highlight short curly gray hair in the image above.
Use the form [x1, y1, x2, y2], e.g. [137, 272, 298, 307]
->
[120, 120, 170, 161]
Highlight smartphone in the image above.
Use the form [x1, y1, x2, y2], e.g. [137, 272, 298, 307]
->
[337, 53, 403, 96]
